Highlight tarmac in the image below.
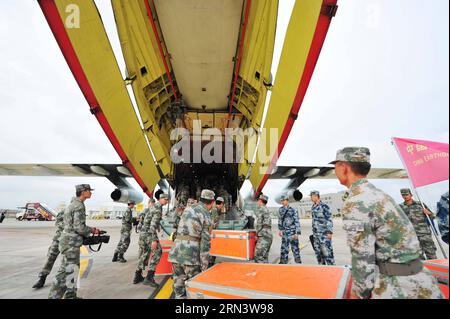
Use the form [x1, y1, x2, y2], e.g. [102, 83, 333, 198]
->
[0, 217, 447, 299]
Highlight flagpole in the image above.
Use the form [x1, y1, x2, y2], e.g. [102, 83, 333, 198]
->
[391, 138, 448, 259]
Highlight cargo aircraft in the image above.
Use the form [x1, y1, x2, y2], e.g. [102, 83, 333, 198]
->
[0, 0, 407, 208]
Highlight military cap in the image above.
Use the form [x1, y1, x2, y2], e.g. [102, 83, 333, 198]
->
[330, 147, 371, 164]
[280, 194, 289, 201]
[310, 190, 320, 196]
[159, 193, 169, 200]
[128, 200, 136, 205]
[176, 203, 185, 209]
[76, 184, 94, 192]
[216, 197, 225, 203]
[201, 189, 215, 200]
[148, 198, 156, 203]
[400, 188, 412, 195]
[259, 194, 269, 202]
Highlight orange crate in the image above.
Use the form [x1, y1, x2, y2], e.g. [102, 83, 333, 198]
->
[154, 240, 174, 276]
[423, 259, 448, 285]
[210, 230, 256, 261]
[186, 262, 352, 299]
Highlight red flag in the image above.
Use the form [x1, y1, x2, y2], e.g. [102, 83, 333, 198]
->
[392, 137, 449, 188]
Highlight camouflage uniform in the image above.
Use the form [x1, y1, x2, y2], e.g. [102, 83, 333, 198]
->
[331, 147, 443, 299]
[114, 207, 133, 255]
[168, 190, 213, 299]
[137, 203, 163, 272]
[311, 198, 335, 265]
[437, 191, 449, 244]
[278, 202, 302, 264]
[136, 207, 152, 270]
[39, 209, 65, 277]
[254, 197, 273, 263]
[49, 193, 93, 299]
[399, 197, 437, 260]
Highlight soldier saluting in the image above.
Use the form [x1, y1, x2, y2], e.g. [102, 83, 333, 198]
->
[48, 184, 102, 299]
[331, 147, 443, 299]
[310, 190, 335, 265]
[254, 195, 273, 263]
[168, 189, 214, 299]
[399, 188, 437, 259]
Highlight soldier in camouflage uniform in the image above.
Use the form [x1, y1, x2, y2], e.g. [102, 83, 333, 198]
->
[133, 194, 168, 286]
[48, 184, 102, 299]
[171, 203, 187, 241]
[138, 198, 155, 232]
[331, 147, 443, 299]
[278, 195, 302, 264]
[254, 195, 273, 263]
[437, 191, 449, 244]
[310, 191, 335, 265]
[399, 188, 437, 259]
[210, 197, 225, 228]
[112, 201, 135, 263]
[32, 201, 72, 289]
[168, 189, 214, 299]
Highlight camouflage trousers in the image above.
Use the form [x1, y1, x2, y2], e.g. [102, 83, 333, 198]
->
[280, 234, 301, 264]
[137, 235, 162, 271]
[114, 230, 131, 255]
[172, 263, 201, 299]
[255, 231, 273, 263]
[370, 268, 444, 299]
[417, 233, 437, 260]
[312, 235, 335, 265]
[48, 247, 80, 299]
[39, 240, 60, 276]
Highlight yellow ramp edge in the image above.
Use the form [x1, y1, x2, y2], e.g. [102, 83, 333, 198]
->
[249, 0, 323, 192]
[54, 0, 161, 193]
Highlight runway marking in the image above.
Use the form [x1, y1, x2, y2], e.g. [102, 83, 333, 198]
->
[149, 275, 174, 299]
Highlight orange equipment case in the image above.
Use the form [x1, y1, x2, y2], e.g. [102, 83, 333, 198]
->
[423, 259, 448, 285]
[210, 230, 256, 261]
[186, 262, 352, 299]
[154, 240, 174, 276]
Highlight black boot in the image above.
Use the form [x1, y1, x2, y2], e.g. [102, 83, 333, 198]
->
[133, 270, 144, 284]
[118, 254, 127, 263]
[112, 253, 119, 262]
[143, 270, 158, 287]
[295, 257, 302, 264]
[32, 275, 47, 289]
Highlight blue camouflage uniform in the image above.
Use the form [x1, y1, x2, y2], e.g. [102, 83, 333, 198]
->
[437, 191, 449, 244]
[311, 201, 335, 265]
[278, 205, 302, 263]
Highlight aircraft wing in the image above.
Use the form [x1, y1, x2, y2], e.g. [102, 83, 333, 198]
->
[0, 163, 133, 188]
[269, 166, 408, 190]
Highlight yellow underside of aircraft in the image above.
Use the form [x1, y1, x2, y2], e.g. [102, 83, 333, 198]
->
[38, 0, 338, 197]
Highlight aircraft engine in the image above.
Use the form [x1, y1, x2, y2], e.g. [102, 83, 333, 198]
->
[275, 189, 303, 205]
[110, 187, 143, 204]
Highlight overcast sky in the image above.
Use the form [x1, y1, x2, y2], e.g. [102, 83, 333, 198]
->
[0, 0, 448, 211]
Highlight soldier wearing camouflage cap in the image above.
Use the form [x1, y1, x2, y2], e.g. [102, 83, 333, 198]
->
[48, 185, 102, 299]
[399, 189, 437, 259]
[133, 194, 169, 286]
[332, 147, 443, 299]
[168, 189, 215, 298]
[310, 191, 335, 265]
[112, 200, 136, 263]
[278, 194, 302, 264]
[254, 195, 273, 263]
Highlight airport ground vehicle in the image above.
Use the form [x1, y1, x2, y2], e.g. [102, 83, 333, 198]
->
[16, 203, 55, 221]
